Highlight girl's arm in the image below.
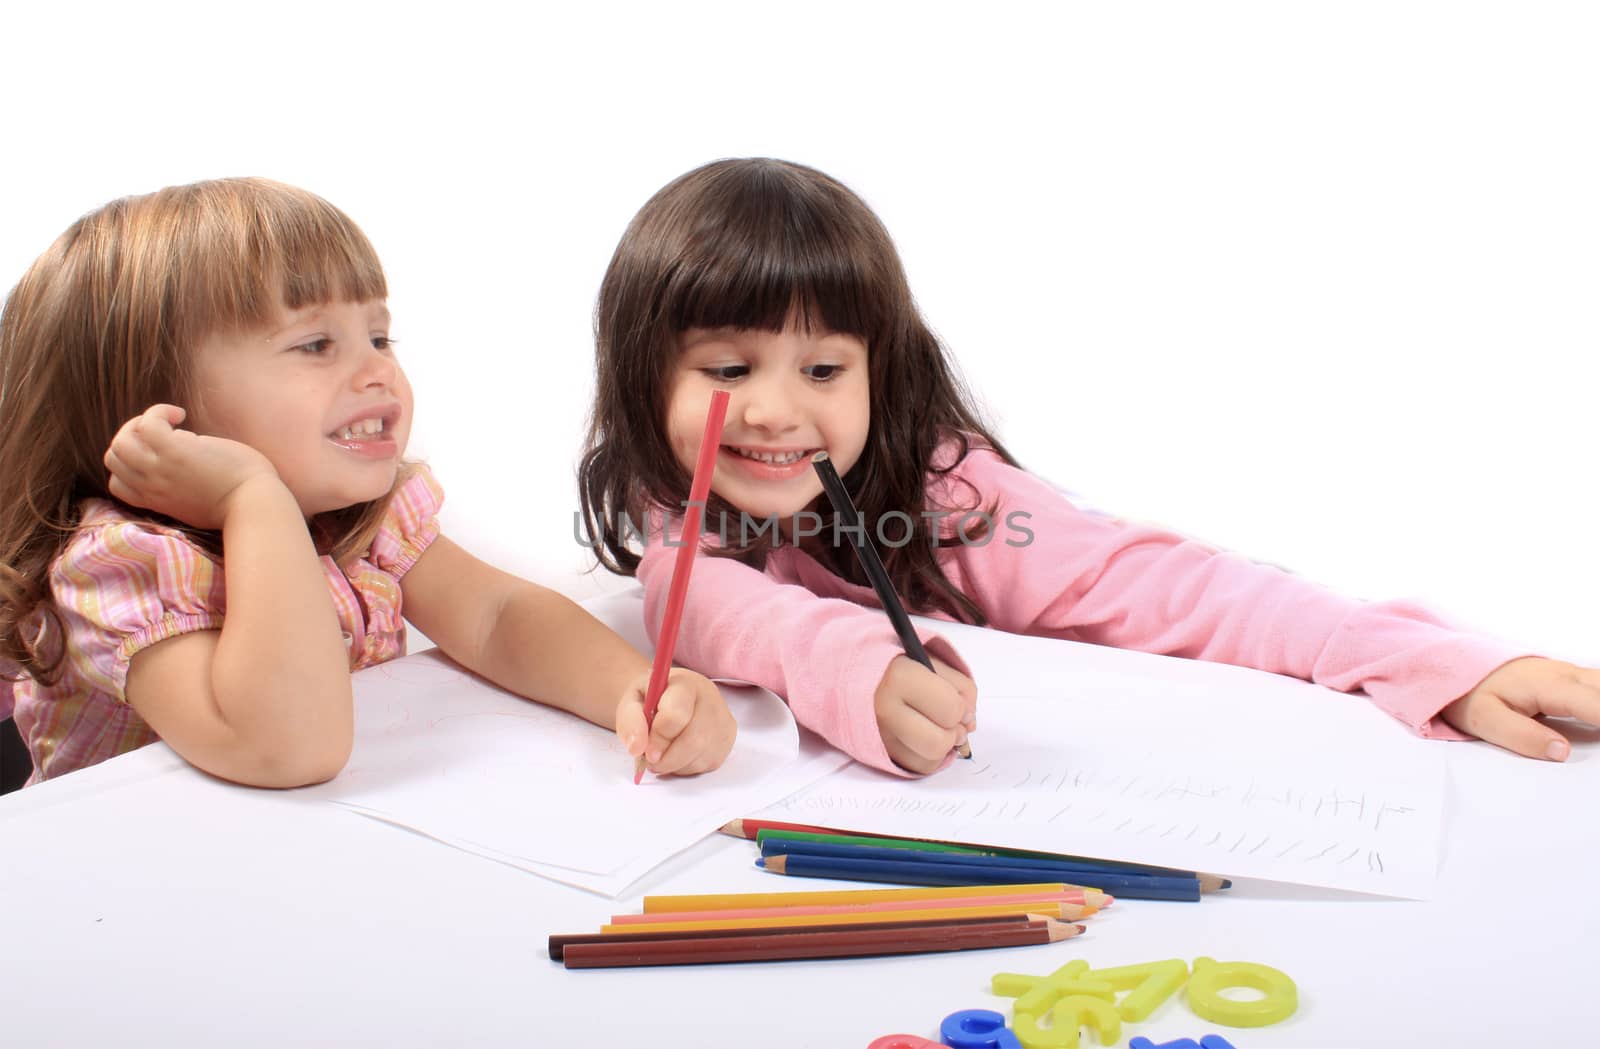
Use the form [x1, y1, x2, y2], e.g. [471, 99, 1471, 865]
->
[400, 536, 735, 775]
[942, 449, 1577, 751]
[112, 408, 354, 788]
[634, 529, 972, 775]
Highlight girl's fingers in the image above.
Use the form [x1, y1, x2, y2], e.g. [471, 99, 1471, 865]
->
[645, 686, 694, 756]
[883, 702, 961, 769]
[103, 448, 141, 482]
[105, 473, 137, 506]
[931, 660, 979, 729]
[898, 670, 968, 732]
[1521, 671, 1600, 726]
[1467, 694, 1570, 761]
[614, 694, 647, 757]
[142, 403, 186, 430]
[649, 732, 698, 776]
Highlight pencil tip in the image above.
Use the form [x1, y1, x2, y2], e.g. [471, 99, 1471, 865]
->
[764, 855, 787, 874]
[718, 819, 745, 838]
[957, 742, 973, 759]
[753, 857, 766, 868]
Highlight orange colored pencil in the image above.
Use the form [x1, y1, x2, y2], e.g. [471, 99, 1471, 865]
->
[602, 901, 1075, 935]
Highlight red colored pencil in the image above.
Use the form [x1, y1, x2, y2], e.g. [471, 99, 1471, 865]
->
[548, 913, 1036, 961]
[719, 817, 846, 841]
[635, 389, 729, 783]
[562, 917, 1082, 968]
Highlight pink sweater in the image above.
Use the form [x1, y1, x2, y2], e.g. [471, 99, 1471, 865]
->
[638, 446, 1533, 775]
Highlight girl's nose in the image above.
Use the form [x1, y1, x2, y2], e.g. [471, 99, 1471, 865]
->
[352, 339, 398, 390]
[740, 377, 800, 434]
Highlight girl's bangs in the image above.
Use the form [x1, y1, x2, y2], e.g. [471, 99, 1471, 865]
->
[665, 210, 881, 340]
[171, 181, 387, 342]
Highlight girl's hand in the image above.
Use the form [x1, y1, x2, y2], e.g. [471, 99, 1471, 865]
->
[1441, 657, 1600, 761]
[875, 655, 977, 775]
[104, 404, 280, 529]
[616, 667, 737, 776]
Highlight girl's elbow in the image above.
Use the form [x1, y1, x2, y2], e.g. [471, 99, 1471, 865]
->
[285, 732, 353, 786]
[238, 735, 351, 788]
[225, 708, 354, 788]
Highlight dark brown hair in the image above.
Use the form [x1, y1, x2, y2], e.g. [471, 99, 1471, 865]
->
[578, 158, 1016, 624]
[0, 177, 410, 686]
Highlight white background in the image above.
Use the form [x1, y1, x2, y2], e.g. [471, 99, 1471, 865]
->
[2, 1, 1595, 665]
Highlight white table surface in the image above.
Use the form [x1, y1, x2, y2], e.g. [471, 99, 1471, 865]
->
[3, 601, 1596, 1048]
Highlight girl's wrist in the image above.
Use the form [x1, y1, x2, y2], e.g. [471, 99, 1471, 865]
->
[218, 470, 293, 527]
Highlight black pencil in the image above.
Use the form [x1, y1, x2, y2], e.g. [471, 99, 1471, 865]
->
[812, 451, 972, 759]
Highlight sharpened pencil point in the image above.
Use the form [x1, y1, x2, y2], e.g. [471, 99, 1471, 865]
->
[719, 819, 746, 838]
[632, 755, 646, 784]
[764, 855, 788, 874]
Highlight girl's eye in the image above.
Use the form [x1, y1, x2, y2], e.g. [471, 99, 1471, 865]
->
[373, 335, 397, 352]
[803, 364, 842, 382]
[295, 338, 333, 355]
[702, 365, 749, 382]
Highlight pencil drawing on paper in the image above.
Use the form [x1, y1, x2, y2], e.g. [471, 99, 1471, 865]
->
[770, 755, 1420, 881]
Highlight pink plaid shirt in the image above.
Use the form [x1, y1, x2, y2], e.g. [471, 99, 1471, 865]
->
[9, 466, 443, 784]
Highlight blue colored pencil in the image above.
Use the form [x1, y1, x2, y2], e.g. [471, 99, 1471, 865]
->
[758, 852, 1203, 901]
[759, 835, 1194, 881]
[759, 838, 1208, 897]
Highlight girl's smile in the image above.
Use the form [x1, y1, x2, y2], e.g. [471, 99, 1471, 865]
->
[328, 403, 405, 459]
[720, 443, 822, 481]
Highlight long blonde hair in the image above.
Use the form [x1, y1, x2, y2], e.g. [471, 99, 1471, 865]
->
[0, 177, 407, 685]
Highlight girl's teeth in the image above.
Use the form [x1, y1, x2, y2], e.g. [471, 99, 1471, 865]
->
[736, 448, 805, 464]
[336, 418, 385, 440]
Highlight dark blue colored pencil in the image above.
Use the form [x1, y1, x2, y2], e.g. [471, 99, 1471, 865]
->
[758, 852, 1203, 901]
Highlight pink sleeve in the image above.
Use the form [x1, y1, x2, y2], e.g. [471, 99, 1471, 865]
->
[50, 517, 228, 700]
[638, 525, 968, 776]
[368, 465, 445, 578]
[942, 450, 1535, 739]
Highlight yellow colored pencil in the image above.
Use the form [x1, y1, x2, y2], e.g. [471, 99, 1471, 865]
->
[615, 898, 1096, 926]
[602, 901, 1075, 935]
[643, 882, 1087, 913]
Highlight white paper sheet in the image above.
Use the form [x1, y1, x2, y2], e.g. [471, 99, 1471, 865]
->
[753, 617, 1446, 898]
[303, 591, 849, 895]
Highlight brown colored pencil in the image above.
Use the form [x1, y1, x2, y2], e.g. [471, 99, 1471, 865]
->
[562, 918, 1084, 969]
[548, 913, 1038, 961]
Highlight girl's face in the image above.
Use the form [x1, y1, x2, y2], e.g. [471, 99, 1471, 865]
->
[666, 320, 870, 523]
[187, 299, 413, 517]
